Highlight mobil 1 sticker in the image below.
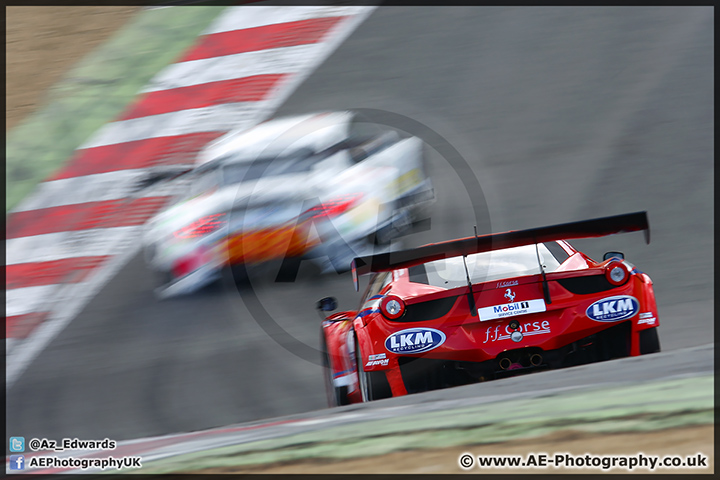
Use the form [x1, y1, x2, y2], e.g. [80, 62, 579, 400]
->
[477, 299, 546, 321]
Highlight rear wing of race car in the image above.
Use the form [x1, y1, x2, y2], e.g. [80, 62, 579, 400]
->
[351, 211, 649, 291]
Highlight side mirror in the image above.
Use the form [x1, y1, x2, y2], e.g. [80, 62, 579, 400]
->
[316, 297, 338, 312]
[603, 251, 625, 261]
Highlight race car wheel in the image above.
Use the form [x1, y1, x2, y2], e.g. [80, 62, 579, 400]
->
[639, 327, 661, 354]
[355, 337, 392, 402]
[320, 331, 350, 407]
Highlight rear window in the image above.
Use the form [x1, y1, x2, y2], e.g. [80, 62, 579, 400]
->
[408, 243, 563, 289]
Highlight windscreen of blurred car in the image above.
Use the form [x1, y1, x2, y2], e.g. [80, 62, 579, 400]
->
[189, 168, 221, 196]
[220, 148, 319, 185]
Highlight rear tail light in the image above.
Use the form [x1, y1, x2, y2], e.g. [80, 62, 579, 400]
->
[174, 213, 227, 239]
[303, 193, 363, 219]
[380, 295, 406, 320]
[605, 261, 629, 286]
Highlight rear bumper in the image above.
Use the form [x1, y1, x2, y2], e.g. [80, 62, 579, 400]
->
[395, 321, 637, 395]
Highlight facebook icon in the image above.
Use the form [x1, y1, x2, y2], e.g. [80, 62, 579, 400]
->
[9, 455, 25, 470]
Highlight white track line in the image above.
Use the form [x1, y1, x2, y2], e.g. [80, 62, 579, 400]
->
[7, 226, 141, 265]
[80, 101, 266, 149]
[11, 169, 158, 212]
[6, 286, 60, 317]
[143, 44, 318, 92]
[204, 6, 371, 34]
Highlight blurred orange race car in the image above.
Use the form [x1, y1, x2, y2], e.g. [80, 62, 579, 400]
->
[142, 111, 434, 298]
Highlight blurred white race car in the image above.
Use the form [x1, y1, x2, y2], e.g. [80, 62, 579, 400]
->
[142, 111, 435, 298]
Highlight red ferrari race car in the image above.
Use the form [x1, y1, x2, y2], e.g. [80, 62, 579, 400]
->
[318, 212, 660, 405]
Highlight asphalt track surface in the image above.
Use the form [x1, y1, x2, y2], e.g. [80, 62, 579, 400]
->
[7, 7, 713, 443]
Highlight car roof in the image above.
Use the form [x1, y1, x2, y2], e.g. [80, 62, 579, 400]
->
[196, 111, 354, 169]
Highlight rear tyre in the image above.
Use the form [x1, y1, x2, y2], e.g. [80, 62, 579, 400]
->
[320, 331, 349, 407]
[639, 327, 661, 354]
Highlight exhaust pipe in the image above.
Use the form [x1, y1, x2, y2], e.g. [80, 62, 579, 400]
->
[498, 357, 512, 370]
[529, 353, 543, 366]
